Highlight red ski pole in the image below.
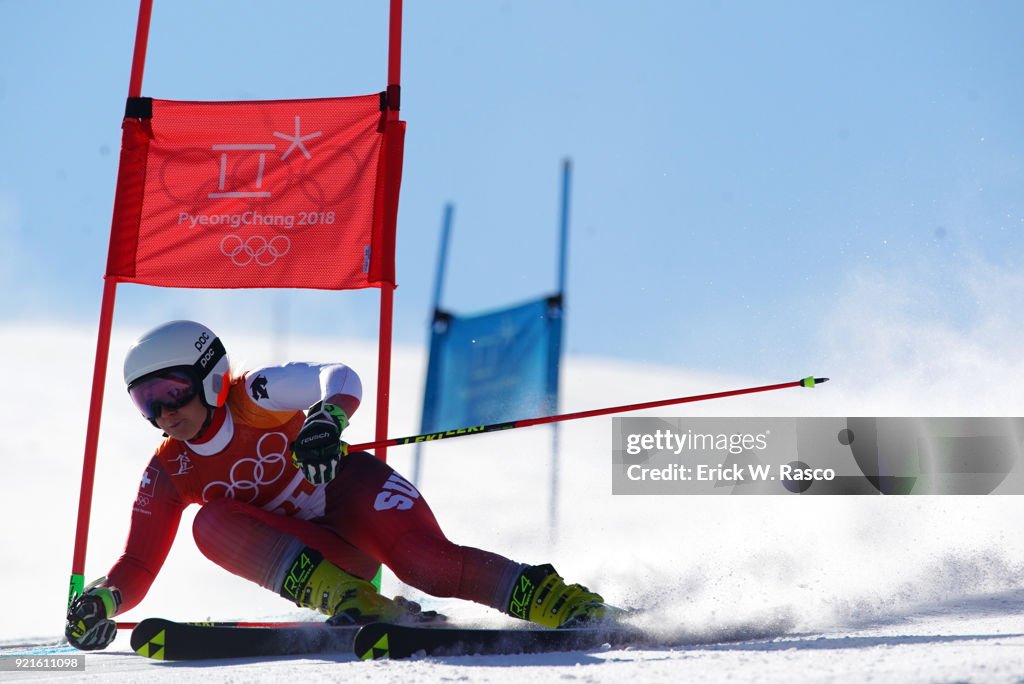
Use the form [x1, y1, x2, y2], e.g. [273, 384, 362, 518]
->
[349, 376, 829, 453]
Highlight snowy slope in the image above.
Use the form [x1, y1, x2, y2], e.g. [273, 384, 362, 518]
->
[4, 322, 1024, 682]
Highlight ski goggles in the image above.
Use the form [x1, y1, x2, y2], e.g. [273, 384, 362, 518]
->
[128, 369, 200, 421]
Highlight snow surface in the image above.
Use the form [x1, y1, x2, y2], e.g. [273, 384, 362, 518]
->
[4, 322, 1024, 682]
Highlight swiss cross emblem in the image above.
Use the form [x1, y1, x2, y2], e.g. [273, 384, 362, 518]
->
[140, 465, 159, 496]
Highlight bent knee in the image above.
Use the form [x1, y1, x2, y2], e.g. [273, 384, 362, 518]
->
[192, 497, 250, 554]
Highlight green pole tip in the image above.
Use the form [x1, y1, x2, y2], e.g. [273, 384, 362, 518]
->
[801, 376, 829, 387]
[68, 574, 85, 607]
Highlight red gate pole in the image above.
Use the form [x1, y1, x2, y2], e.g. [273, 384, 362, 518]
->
[374, 0, 402, 463]
[68, 0, 154, 606]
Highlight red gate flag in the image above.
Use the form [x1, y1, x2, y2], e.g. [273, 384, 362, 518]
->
[106, 94, 404, 289]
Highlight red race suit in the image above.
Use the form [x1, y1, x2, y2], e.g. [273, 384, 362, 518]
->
[105, 362, 516, 614]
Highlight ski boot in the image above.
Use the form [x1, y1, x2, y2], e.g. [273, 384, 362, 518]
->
[280, 547, 443, 625]
[505, 564, 623, 628]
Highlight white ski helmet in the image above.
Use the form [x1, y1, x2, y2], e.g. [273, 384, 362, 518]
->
[124, 320, 231, 413]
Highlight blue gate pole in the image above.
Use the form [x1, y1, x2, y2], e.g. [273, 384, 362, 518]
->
[550, 158, 571, 544]
[413, 203, 455, 486]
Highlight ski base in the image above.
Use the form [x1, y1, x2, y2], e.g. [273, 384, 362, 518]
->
[353, 622, 646, 660]
[130, 618, 359, 660]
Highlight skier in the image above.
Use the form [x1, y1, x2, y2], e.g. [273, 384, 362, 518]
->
[66, 320, 617, 650]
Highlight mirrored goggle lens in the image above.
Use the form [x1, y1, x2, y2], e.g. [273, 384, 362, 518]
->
[128, 370, 199, 420]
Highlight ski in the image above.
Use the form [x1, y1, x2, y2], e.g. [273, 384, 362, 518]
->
[130, 617, 359, 660]
[131, 617, 647, 661]
[353, 622, 647, 660]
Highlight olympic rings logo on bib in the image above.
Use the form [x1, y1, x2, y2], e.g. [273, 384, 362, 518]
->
[202, 432, 290, 503]
[220, 234, 290, 266]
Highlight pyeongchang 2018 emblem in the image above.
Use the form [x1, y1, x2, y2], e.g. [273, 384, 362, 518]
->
[209, 116, 321, 200]
[132, 95, 381, 291]
[173, 115, 323, 268]
[202, 432, 290, 504]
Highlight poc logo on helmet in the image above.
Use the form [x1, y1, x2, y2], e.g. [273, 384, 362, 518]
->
[198, 346, 217, 368]
[194, 332, 210, 351]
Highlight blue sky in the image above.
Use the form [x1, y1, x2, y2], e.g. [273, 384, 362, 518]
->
[2, 1, 1023, 380]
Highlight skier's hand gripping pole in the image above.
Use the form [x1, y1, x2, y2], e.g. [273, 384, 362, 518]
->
[66, 579, 121, 651]
[291, 402, 350, 485]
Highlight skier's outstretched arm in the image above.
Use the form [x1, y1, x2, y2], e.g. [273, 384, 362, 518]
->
[66, 457, 185, 650]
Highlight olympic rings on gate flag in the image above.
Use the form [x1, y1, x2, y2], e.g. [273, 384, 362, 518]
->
[220, 234, 291, 266]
